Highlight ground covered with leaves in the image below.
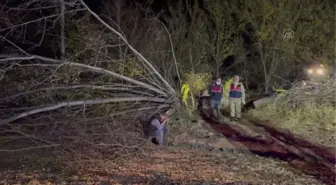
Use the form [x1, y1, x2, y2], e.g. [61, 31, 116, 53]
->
[0, 104, 331, 185]
[0, 145, 324, 185]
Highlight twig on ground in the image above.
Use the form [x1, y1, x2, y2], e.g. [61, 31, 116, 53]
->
[0, 144, 60, 152]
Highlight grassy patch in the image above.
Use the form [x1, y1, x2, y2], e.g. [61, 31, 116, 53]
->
[249, 101, 336, 148]
[169, 107, 200, 134]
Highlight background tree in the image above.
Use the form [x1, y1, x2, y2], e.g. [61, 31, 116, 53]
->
[238, 0, 335, 92]
[203, 0, 243, 78]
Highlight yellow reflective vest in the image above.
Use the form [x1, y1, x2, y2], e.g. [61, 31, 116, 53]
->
[181, 83, 190, 106]
[223, 78, 233, 96]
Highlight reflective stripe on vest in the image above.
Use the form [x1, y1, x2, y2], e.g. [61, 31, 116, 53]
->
[229, 84, 242, 98]
[211, 84, 222, 93]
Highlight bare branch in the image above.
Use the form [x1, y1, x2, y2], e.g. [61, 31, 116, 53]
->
[1, 54, 168, 96]
[0, 85, 156, 102]
[109, 105, 169, 117]
[1, 96, 169, 124]
[59, 0, 65, 60]
[0, 35, 29, 55]
[0, 56, 34, 62]
[0, 8, 86, 32]
[157, 19, 181, 86]
[0, 144, 60, 152]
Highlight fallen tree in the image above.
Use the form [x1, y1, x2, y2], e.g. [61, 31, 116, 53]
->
[0, 0, 179, 160]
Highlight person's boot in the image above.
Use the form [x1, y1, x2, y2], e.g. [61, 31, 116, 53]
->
[151, 137, 160, 145]
[216, 110, 221, 122]
[209, 110, 214, 119]
[236, 117, 241, 122]
[216, 115, 221, 122]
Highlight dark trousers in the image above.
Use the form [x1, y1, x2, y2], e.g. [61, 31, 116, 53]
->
[210, 99, 221, 119]
[150, 125, 169, 145]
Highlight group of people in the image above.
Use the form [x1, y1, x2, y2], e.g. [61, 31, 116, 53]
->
[149, 75, 246, 147]
[208, 75, 246, 121]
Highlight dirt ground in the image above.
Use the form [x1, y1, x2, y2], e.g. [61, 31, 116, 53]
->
[0, 103, 332, 185]
[0, 146, 324, 185]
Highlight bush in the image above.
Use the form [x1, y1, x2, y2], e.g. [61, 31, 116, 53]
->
[180, 73, 211, 112]
[251, 103, 335, 129]
[115, 59, 145, 77]
[183, 73, 211, 96]
[169, 106, 200, 134]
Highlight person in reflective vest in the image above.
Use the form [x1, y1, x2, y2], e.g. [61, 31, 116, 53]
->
[208, 77, 223, 120]
[229, 75, 246, 120]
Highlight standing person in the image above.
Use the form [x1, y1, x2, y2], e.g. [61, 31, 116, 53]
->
[150, 113, 169, 146]
[229, 75, 246, 120]
[208, 77, 223, 120]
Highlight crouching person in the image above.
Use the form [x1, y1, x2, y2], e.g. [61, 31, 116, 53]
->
[150, 113, 169, 146]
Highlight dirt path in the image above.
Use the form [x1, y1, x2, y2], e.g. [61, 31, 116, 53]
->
[198, 97, 336, 185]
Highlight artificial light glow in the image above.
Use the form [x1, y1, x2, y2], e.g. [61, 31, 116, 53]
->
[303, 81, 307, 86]
[316, 68, 324, 75]
[307, 69, 313, 74]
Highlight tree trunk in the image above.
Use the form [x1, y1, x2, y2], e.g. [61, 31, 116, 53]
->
[258, 44, 269, 93]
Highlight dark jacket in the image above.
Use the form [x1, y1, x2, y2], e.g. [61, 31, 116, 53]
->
[208, 83, 223, 102]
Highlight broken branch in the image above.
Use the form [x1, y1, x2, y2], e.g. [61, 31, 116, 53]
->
[1, 96, 169, 124]
[0, 54, 168, 96]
